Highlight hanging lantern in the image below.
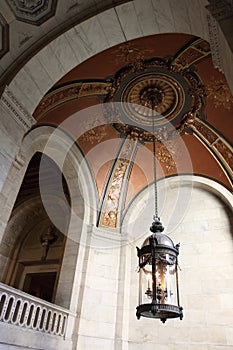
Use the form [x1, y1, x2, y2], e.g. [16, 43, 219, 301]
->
[136, 218, 183, 323]
[135, 93, 183, 323]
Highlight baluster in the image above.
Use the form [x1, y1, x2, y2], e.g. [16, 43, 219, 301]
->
[32, 306, 41, 330]
[23, 301, 30, 327]
[12, 298, 21, 324]
[46, 309, 53, 333]
[19, 301, 28, 326]
[1, 294, 9, 320]
[3, 296, 14, 322]
[26, 303, 34, 327]
[41, 308, 48, 332]
[61, 315, 67, 337]
[51, 312, 57, 334]
[14, 298, 23, 325]
[0, 293, 7, 320]
[56, 314, 61, 335]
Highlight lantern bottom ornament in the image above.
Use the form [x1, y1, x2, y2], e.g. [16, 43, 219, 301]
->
[136, 302, 183, 323]
[136, 218, 183, 323]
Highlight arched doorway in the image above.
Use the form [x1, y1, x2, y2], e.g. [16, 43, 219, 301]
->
[1, 152, 70, 303]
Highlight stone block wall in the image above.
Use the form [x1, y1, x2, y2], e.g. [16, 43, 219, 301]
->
[124, 179, 233, 350]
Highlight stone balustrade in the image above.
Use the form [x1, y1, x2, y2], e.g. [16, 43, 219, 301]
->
[0, 282, 69, 337]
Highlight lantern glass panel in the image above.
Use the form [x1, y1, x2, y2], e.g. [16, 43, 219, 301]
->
[139, 263, 153, 305]
[138, 249, 179, 307]
[156, 252, 178, 306]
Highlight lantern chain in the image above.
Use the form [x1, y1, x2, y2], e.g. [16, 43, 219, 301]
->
[151, 95, 159, 221]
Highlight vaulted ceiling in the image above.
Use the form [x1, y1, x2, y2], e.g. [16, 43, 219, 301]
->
[0, 0, 232, 230]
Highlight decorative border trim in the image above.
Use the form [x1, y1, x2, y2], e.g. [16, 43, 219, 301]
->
[1, 86, 36, 131]
[190, 117, 233, 183]
[206, 13, 224, 72]
[35, 81, 111, 121]
[206, 0, 233, 21]
[98, 137, 138, 228]
[172, 38, 210, 69]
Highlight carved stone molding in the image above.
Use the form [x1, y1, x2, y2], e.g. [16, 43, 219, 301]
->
[206, 0, 233, 53]
[13, 153, 26, 170]
[206, 13, 224, 72]
[1, 86, 36, 131]
[6, 0, 58, 26]
[206, 0, 233, 21]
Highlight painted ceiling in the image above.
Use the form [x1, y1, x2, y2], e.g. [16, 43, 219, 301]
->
[29, 33, 233, 229]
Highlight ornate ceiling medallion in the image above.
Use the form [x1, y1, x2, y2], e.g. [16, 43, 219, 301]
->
[104, 57, 205, 141]
[120, 73, 184, 127]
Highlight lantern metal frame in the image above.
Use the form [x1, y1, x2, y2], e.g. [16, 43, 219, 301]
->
[136, 218, 183, 323]
[136, 93, 183, 323]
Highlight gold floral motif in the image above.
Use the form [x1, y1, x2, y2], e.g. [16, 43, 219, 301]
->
[192, 119, 218, 144]
[100, 138, 135, 228]
[206, 78, 233, 110]
[78, 126, 108, 144]
[214, 140, 233, 171]
[114, 42, 154, 67]
[189, 118, 233, 181]
[102, 211, 117, 227]
[35, 84, 81, 120]
[78, 115, 108, 144]
[79, 82, 111, 97]
[156, 142, 177, 171]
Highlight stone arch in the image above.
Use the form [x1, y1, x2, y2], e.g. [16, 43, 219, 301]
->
[122, 175, 233, 238]
[2, 195, 68, 302]
[0, 125, 98, 310]
[4, 125, 97, 228]
[6, 0, 233, 116]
